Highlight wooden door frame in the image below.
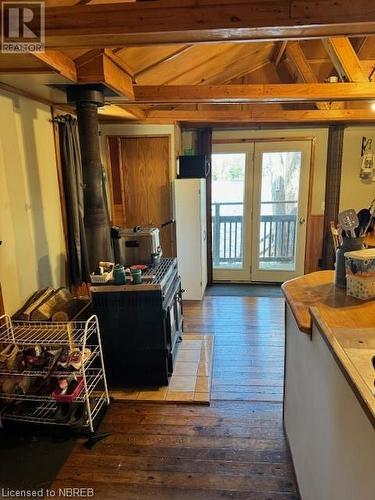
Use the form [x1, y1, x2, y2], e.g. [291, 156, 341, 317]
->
[106, 136, 126, 226]
[105, 134, 176, 255]
[106, 134, 172, 225]
[211, 136, 318, 280]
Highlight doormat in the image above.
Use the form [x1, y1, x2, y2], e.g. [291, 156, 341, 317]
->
[206, 284, 282, 297]
[111, 335, 213, 405]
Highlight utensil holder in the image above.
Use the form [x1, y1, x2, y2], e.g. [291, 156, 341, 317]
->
[335, 237, 364, 288]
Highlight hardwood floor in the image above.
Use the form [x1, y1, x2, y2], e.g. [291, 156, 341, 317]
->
[52, 296, 300, 499]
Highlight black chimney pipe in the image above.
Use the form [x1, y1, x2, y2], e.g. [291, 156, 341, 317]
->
[67, 85, 113, 273]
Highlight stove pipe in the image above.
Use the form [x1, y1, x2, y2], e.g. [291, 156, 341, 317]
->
[67, 85, 113, 273]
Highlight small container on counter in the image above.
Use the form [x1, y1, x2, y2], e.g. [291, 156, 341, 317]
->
[335, 237, 364, 288]
[344, 248, 375, 300]
[90, 261, 114, 284]
[151, 252, 161, 266]
[113, 264, 126, 285]
[130, 268, 142, 285]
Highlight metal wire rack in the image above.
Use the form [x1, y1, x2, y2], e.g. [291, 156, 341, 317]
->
[0, 314, 110, 432]
[0, 345, 100, 377]
[0, 316, 97, 346]
[0, 395, 108, 427]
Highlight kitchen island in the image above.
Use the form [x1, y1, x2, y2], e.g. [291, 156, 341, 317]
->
[282, 271, 375, 500]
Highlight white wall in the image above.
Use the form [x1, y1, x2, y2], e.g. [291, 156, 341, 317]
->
[0, 90, 66, 314]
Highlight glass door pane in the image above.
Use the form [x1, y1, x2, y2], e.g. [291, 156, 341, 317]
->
[258, 151, 301, 272]
[212, 153, 246, 272]
[251, 141, 311, 283]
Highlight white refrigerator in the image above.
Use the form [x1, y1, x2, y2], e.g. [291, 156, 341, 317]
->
[174, 179, 208, 301]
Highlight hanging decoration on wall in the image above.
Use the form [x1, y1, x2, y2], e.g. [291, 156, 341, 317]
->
[360, 137, 375, 181]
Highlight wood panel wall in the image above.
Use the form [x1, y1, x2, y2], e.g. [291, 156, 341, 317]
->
[107, 136, 126, 227]
[0, 283, 4, 316]
[304, 214, 324, 274]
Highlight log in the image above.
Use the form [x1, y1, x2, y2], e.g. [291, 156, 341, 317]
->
[31, 288, 73, 321]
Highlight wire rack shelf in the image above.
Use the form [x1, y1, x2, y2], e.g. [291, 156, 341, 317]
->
[0, 314, 110, 432]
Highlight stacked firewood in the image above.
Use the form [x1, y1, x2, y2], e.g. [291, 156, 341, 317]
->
[13, 288, 91, 322]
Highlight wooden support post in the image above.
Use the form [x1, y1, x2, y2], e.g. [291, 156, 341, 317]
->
[322, 125, 345, 270]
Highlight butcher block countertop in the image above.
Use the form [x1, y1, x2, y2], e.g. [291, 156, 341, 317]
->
[282, 271, 375, 427]
[281, 270, 375, 334]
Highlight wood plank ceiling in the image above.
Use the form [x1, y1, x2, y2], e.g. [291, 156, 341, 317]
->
[1, 0, 375, 125]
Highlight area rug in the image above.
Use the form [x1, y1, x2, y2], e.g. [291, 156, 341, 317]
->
[111, 334, 213, 405]
[0, 427, 76, 490]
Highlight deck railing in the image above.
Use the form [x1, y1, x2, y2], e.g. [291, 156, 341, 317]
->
[212, 202, 297, 266]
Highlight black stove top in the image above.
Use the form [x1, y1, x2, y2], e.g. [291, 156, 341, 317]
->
[90, 258, 178, 293]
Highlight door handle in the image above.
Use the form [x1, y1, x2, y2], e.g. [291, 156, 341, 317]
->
[298, 217, 306, 225]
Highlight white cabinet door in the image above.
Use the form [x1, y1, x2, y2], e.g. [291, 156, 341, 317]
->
[199, 179, 208, 292]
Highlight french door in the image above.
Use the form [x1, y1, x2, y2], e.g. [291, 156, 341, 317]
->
[212, 140, 312, 283]
[211, 144, 253, 281]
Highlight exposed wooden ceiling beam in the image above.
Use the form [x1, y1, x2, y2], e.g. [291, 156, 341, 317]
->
[285, 41, 332, 110]
[285, 42, 320, 84]
[117, 82, 375, 105]
[98, 103, 144, 120]
[43, 1, 375, 49]
[142, 108, 375, 124]
[31, 51, 77, 81]
[76, 48, 134, 99]
[322, 38, 369, 81]
[117, 104, 146, 120]
[105, 49, 134, 80]
[272, 41, 288, 66]
[356, 37, 375, 59]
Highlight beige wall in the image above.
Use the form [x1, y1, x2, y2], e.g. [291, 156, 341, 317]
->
[0, 90, 66, 315]
[340, 126, 375, 212]
[99, 123, 180, 179]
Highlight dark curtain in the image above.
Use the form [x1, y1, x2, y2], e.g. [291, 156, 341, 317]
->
[57, 115, 90, 286]
[196, 128, 213, 285]
[322, 125, 345, 269]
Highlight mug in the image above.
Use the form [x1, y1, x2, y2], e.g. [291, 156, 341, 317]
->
[131, 268, 142, 285]
[113, 264, 126, 285]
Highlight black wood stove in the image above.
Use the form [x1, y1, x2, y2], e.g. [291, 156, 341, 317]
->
[90, 258, 183, 387]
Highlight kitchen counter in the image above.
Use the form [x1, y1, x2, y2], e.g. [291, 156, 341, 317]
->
[281, 270, 375, 334]
[282, 270, 375, 426]
[282, 271, 375, 500]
